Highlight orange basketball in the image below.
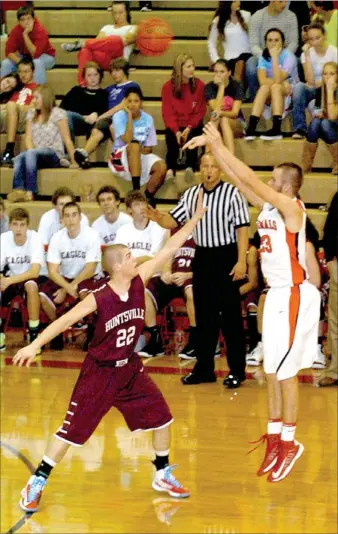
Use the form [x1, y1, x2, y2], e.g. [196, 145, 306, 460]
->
[136, 18, 173, 57]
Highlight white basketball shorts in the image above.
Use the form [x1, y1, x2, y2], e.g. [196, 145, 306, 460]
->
[263, 281, 320, 380]
[108, 144, 162, 186]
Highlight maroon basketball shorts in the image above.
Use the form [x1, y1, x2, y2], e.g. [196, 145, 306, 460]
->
[54, 354, 173, 446]
[1, 277, 43, 307]
[39, 276, 106, 307]
[146, 276, 192, 312]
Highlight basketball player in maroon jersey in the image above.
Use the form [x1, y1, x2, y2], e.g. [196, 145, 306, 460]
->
[13, 192, 206, 512]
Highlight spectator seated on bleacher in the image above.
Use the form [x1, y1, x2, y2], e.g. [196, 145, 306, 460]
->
[61, 1, 137, 86]
[139, 231, 197, 360]
[114, 190, 168, 267]
[1, 58, 36, 166]
[246, 1, 298, 102]
[244, 28, 298, 141]
[302, 61, 338, 175]
[312, 1, 338, 48]
[92, 185, 131, 247]
[38, 187, 90, 253]
[292, 22, 337, 139]
[205, 59, 245, 155]
[0, 73, 21, 103]
[162, 53, 206, 183]
[60, 62, 108, 143]
[108, 86, 167, 205]
[38, 201, 101, 350]
[0, 198, 9, 235]
[208, 1, 252, 85]
[7, 85, 78, 203]
[0, 207, 44, 353]
[74, 57, 140, 170]
[1, 5, 55, 84]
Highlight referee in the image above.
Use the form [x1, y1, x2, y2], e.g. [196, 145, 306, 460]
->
[146, 153, 250, 388]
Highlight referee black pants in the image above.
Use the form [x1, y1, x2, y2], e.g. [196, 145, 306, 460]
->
[192, 245, 246, 377]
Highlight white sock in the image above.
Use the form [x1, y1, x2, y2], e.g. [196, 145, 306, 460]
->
[42, 455, 57, 467]
[267, 420, 282, 435]
[281, 424, 296, 442]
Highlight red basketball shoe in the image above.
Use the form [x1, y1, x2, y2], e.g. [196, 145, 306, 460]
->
[152, 465, 190, 498]
[268, 440, 304, 483]
[19, 475, 47, 512]
[248, 433, 281, 476]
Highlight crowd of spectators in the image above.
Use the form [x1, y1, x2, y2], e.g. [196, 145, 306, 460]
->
[0, 1, 337, 386]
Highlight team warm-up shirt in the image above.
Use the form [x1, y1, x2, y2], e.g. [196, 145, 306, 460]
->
[92, 212, 132, 246]
[114, 221, 167, 258]
[112, 110, 157, 150]
[89, 275, 145, 362]
[47, 226, 101, 279]
[257, 198, 308, 288]
[171, 234, 195, 274]
[0, 230, 44, 276]
[38, 208, 89, 246]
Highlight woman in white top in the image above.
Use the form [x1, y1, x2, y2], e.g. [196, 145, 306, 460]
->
[292, 21, 338, 138]
[61, 1, 137, 85]
[207, 1, 251, 83]
[8, 85, 78, 203]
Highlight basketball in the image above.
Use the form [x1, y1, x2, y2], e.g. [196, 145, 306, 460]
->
[137, 17, 173, 56]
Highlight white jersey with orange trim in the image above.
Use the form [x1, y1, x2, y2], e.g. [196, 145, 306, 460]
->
[257, 199, 308, 288]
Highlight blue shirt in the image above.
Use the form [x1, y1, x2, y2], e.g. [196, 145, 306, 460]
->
[106, 81, 140, 109]
[113, 110, 157, 149]
[258, 49, 298, 83]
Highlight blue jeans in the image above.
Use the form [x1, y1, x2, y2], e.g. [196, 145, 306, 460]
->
[307, 118, 338, 144]
[67, 111, 93, 142]
[292, 83, 317, 133]
[245, 56, 259, 102]
[13, 148, 60, 194]
[0, 54, 55, 84]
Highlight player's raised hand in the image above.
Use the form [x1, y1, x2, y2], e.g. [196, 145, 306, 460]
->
[203, 122, 223, 146]
[192, 189, 207, 222]
[183, 134, 207, 151]
[13, 345, 38, 368]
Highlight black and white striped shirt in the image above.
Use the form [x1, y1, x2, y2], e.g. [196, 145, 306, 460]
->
[170, 182, 250, 248]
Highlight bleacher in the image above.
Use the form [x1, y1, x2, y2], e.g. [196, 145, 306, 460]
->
[0, 1, 336, 237]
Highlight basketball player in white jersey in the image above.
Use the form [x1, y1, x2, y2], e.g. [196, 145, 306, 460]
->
[0, 208, 45, 352]
[115, 190, 168, 265]
[184, 122, 320, 483]
[92, 185, 131, 247]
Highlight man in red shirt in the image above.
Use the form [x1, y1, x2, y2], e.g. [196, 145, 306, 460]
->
[1, 57, 37, 166]
[1, 5, 55, 84]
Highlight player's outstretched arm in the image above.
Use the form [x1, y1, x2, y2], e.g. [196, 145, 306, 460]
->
[138, 190, 207, 285]
[13, 294, 97, 368]
[199, 123, 303, 230]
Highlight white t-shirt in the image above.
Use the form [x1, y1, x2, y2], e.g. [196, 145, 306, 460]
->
[301, 45, 338, 81]
[38, 208, 89, 246]
[47, 226, 101, 279]
[92, 212, 132, 246]
[208, 10, 251, 63]
[99, 24, 137, 60]
[0, 230, 44, 276]
[114, 220, 167, 258]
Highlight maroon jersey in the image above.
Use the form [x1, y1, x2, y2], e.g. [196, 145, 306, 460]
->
[89, 275, 145, 362]
[171, 235, 195, 274]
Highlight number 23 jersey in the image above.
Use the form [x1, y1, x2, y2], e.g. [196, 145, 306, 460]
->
[257, 199, 308, 288]
[89, 275, 145, 362]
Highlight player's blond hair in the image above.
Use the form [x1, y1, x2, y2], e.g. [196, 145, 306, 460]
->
[275, 162, 303, 196]
[103, 244, 128, 274]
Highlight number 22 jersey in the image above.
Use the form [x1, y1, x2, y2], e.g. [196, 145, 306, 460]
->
[89, 275, 145, 363]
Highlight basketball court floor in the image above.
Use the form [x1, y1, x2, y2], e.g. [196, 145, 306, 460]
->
[1, 336, 337, 534]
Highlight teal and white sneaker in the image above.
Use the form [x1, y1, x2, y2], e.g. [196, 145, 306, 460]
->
[152, 465, 190, 498]
[0, 333, 6, 352]
[19, 475, 47, 512]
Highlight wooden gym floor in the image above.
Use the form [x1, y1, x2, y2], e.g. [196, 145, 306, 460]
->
[1, 335, 337, 534]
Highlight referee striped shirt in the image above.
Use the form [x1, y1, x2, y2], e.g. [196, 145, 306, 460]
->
[170, 182, 250, 248]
